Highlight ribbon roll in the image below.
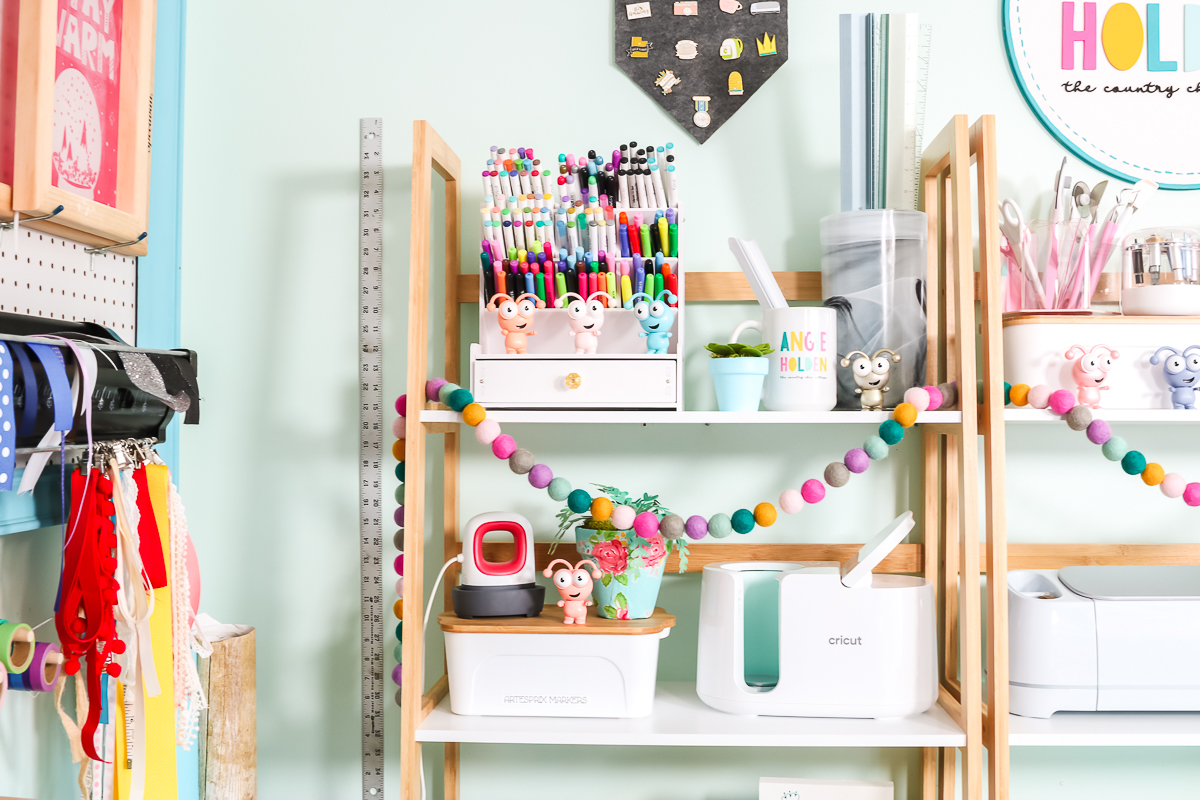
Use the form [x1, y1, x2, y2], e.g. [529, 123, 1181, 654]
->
[10, 341, 38, 437]
[9, 642, 63, 692]
[0, 621, 34, 672]
[0, 341, 14, 490]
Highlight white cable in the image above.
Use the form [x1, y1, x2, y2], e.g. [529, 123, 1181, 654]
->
[417, 553, 463, 800]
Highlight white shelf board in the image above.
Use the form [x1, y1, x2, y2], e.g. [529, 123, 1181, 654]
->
[416, 682, 966, 748]
[1005, 408, 1200, 423]
[1009, 711, 1200, 746]
[422, 410, 962, 425]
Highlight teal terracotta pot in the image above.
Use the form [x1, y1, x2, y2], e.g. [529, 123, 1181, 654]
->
[709, 357, 768, 412]
[575, 527, 666, 620]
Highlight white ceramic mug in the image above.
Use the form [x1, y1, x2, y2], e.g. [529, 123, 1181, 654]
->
[729, 307, 837, 411]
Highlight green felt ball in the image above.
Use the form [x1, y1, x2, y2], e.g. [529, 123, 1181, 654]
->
[547, 477, 572, 502]
[447, 388, 474, 412]
[864, 435, 889, 460]
[394, 462, 405, 483]
[708, 513, 733, 539]
[731, 509, 755, 534]
[437, 383, 460, 405]
[879, 419, 905, 446]
[394, 622, 403, 640]
[1101, 436, 1129, 462]
[1003, 382, 1012, 406]
[393, 643, 403, 661]
[1121, 450, 1147, 476]
[567, 489, 592, 513]
[394, 485, 404, 504]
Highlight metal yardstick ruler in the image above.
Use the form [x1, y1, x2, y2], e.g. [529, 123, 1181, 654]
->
[358, 116, 385, 799]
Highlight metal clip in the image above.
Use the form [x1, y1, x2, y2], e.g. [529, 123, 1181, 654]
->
[0, 206, 65, 256]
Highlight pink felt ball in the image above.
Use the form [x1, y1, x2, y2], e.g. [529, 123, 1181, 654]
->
[395, 394, 407, 416]
[491, 434, 517, 459]
[474, 418, 501, 445]
[632, 512, 660, 538]
[924, 386, 944, 410]
[425, 379, 447, 402]
[392, 417, 406, 439]
[611, 505, 636, 531]
[1185, 483, 1200, 507]
[1162, 473, 1187, 499]
[685, 515, 708, 540]
[903, 387, 931, 412]
[394, 554, 404, 575]
[395, 577, 405, 595]
[1086, 419, 1112, 445]
[1028, 385, 1052, 409]
[844, 448, 870, 474]
[801, 479, 826, 504]
[779, 489, 804, 514]
[1048, 389, 1076, 415]
[528, 464, 553, 489]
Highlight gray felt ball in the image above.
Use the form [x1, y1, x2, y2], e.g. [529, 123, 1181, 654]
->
[659, 514, 685, 540]
[824, 462, 851, 488]
[393, 529, 404, 549]
[937, 382, 958, 409]
[508, 449, 536, 474]
[1065, 405, 1093, 431]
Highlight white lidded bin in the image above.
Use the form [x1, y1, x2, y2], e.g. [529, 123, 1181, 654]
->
[439, 606, 674, 718]
[1003, 315, 1200, 409]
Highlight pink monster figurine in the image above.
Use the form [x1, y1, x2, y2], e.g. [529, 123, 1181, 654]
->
[556, 291, 610, 354]
[1065, 344, 1120, 409]
[486, 292, 545, 354]
[542, 558, 602, 625]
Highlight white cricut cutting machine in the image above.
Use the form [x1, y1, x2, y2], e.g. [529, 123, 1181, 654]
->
[1009, 566, 1200, 718]
[696, 512, 936, 718]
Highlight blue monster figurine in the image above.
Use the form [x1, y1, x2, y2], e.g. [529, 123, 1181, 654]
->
[1150, 346, 1200, 409]
[624, 291, 677, 354]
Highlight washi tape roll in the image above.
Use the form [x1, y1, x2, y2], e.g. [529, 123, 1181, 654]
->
[0, 621, 34, 673]
[9, 642, 62, 692]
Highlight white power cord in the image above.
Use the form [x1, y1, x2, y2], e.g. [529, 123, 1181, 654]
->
[417, 554, 463, 800]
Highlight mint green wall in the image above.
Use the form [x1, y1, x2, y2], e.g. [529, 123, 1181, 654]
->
[178, 2, 1200, 799]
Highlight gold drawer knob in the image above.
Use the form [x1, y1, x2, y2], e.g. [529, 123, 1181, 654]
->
[565, 372, 582, 390]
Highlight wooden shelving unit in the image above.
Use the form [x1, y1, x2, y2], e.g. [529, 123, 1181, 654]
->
[399, 117, 991, 800]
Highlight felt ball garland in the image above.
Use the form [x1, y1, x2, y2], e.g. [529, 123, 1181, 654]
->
[389, 380, 956, 549]
[1006, 381, 1200, 509]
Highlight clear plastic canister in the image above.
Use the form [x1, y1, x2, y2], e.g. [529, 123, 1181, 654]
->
[820, 210, 928, 409]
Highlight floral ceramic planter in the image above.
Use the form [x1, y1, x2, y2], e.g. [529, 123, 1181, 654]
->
[574, 526, 667, 620]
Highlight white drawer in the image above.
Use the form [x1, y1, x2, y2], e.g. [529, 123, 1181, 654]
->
[471, 356, 679, 408]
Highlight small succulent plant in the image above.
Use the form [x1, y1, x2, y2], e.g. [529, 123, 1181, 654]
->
[705, 342, 775, 358]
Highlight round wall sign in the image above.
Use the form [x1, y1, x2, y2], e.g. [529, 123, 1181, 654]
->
[1003, 0, 1200, 190]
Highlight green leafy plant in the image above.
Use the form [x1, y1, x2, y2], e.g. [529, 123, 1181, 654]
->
[705, 341, 774, 358]
[551, 483, 689, 573]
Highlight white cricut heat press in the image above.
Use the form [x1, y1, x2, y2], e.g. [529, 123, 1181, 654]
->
[1009, 566, 1200, 718]
[696, 511, 936, 718]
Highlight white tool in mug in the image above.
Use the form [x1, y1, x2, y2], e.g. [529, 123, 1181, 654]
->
[729, 307, 837, 411]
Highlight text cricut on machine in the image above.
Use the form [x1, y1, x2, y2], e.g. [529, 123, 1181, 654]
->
[829, 635, 864, 645]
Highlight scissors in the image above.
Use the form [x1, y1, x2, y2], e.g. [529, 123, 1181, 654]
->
[999, 199, 1048, 309]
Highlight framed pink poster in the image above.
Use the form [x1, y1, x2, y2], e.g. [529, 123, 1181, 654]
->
[51, 0, 123, 207]
[14, 0, 155, 255]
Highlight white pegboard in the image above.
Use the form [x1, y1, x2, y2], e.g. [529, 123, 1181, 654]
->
[0, 225, 137, 341]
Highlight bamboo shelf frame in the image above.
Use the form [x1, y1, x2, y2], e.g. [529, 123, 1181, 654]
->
[400, 118, 991, 800]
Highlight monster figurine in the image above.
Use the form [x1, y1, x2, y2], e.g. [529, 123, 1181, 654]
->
[624, 290, 678, 354]
[1150, 346, 1200, 409]
[840, 349, 902, 411]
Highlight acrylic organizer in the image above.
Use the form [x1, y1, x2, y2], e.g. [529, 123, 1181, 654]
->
[470, 207, 686, 410]
[1120, 228, 1200, 316]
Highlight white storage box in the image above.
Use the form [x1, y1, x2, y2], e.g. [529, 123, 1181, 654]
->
[1003, 314, 1200, 409]
[760, 777, 893, 800]
[438, 606, 674, 718]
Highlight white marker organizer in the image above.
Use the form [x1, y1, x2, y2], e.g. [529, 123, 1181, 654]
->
[470, 208, 685, 410]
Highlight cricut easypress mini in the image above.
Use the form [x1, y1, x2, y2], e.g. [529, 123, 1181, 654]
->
[1009, 565, 1200, 718]
[696, 512, 937, 718]
[450, 512, 544, 618]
